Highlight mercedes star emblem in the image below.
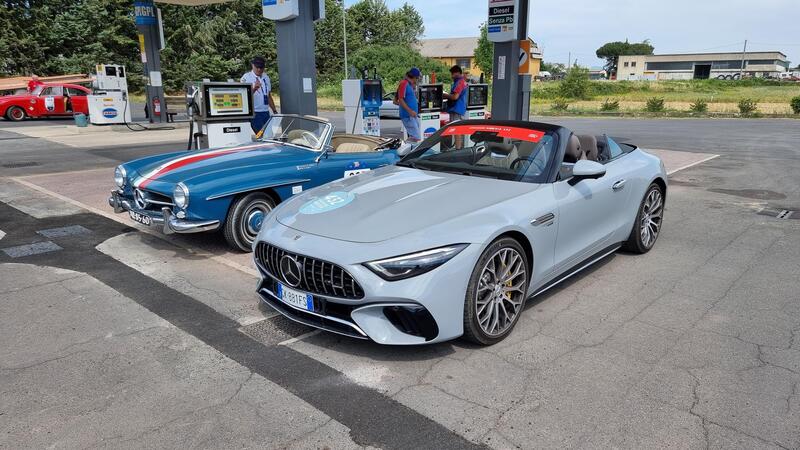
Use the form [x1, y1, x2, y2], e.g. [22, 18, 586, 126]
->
[279, 255, 303, 287]
[134, 189, 148, 209]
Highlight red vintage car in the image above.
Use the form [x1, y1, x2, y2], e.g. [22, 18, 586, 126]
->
[0, 83, 91, 121]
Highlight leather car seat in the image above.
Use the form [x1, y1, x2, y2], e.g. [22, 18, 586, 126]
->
[564, 135, 582, 163]
[477, 142, 519, 169]
[335, 142, 371, 153]
[577, 135, 599, 162]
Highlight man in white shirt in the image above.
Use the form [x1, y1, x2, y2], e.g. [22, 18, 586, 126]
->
[240, 56, 278, 133]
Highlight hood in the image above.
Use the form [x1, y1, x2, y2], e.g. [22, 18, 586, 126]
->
[134, 141, 315, 190]
[276, 166, 539, 243]
[0, 94, 29, 102]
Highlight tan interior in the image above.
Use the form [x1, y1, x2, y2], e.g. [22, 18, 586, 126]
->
[330, 135, 386, 154]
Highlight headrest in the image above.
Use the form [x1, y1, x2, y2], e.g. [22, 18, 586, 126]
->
[577, 135, 599, 162]
[564, 135, 582, 163]
[486, 142, 516, 156]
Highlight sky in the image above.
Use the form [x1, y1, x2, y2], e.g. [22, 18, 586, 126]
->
[347, 0, 800, 68]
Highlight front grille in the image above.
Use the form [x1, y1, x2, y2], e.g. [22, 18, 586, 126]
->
[134, 188, 174, 211]
[255, 242, 365, 300]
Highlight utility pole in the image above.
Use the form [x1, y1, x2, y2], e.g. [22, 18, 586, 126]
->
[342, 1, 348, 79]
[567, 52, 571, 70]
[739, 40, 748, 80]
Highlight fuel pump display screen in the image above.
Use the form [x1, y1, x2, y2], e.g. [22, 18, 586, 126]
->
[468, 85, 489, 108]
[362, 81, 383, 107]
[202, 84, 253, 120]
[418, 85, 443, 112]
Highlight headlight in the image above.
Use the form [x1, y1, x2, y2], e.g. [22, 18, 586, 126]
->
[364, 244, 468, 281]
[173, 183, 189, 210]
[114, 165, 127, 188]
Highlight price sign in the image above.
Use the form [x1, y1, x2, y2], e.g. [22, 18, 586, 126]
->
[487, 0, 519, 43]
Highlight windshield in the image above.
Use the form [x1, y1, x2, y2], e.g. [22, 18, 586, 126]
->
[259, 115, 329, 151]
[31, 86, 44, 95]
[399, 123, 558, 183]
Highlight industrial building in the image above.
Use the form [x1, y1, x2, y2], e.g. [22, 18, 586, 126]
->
[418, 37, 543, 80]
[617, 51, 789, 80]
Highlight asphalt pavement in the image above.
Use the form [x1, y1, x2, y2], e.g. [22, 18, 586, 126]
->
[1, 116, 799, 448]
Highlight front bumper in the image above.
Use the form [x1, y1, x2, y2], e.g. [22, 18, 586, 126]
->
[108, 190, 220, 235]
[254, 222, 482, 345]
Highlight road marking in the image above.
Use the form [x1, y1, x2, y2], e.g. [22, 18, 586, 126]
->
[10, 177, 258, 277]
[667, 154, 720, 175]
[278, 330, 321, 346]
[0, 229, 5, 241]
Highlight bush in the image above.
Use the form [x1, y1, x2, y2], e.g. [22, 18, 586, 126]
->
[689, 99, 708, 113]
[558, 67, 591, 99]
[645, 97, 665, 112]
[600, 99, 619, 111]
[738, 98, 758, 116]
[791, 96, 800, 115]
[551, 98, 570, 111]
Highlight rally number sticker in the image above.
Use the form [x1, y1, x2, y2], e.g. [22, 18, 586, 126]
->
[344, 168, 371, 178]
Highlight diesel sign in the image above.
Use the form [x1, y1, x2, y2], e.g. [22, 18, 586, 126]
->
[489, 5, 514, 15]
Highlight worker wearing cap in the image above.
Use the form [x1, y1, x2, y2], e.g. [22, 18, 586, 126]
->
[443, 65, 468, 148]
[241, 56, 278, 133]
[397, 68, 421, 142]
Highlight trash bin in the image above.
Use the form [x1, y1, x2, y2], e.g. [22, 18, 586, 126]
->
[74, 113, 88, 127]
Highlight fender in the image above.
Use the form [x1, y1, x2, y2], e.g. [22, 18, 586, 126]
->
[205, 178, 311, 201]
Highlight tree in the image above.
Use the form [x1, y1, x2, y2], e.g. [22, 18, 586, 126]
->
[558, 66, 590, 99]
[473, 23, 493, 77]
[349, 44, 450, 90]
[596, 39, 654, 78]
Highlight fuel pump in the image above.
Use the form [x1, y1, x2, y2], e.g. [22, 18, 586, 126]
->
[342, 70, 382, 136]
[466, 84, 490, 120]
[186, 81, 254, 149]
[417, 83, 444, 139]
[88, 64, 132, 125]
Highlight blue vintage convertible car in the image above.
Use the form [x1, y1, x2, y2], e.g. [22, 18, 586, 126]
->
[109, 115, 403, 251]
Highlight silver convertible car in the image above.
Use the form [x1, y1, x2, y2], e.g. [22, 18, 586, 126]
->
[253, 121, 667, 345]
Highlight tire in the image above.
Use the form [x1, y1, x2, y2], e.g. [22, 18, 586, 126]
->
[462, 237, 530, 345]
[623, 183, 664, 254]
[6, 106, 26, 121]
[223, 192, 277, 252]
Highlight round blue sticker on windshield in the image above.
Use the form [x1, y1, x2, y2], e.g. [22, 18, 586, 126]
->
[299, 191, 355, 215]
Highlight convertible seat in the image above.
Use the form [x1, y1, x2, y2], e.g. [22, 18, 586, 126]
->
[477, 142, 519, 169]
[564, 135, 582, 163]
[336, 142, 372, 153]
[577, 135, 599, 162]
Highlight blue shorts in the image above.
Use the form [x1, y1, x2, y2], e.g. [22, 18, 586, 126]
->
[251, 111, 271, 133]
[401, 117, 422, 141]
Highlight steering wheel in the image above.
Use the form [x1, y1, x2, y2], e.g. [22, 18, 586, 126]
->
[511, 157, 544, 173]
[300, 131, 320, 148]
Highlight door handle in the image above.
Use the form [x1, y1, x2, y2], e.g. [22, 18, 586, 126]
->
[612, 180, 626, 191]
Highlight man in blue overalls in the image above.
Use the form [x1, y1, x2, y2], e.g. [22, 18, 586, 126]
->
[443, 65, 469, 149]
[241, 57, 278, 134]
[397, 67, 422, 143]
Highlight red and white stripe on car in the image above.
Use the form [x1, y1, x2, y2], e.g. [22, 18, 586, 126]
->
[134, 143, 266, 189]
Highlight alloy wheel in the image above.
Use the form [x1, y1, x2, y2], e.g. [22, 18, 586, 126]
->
[640, 188, 663, 249]
[475, 247, 527, 336]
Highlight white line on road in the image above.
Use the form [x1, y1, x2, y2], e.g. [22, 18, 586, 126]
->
[667, 154, 720, 175]
[278, 330, 321, 346]
[10, 177, 258, 277]
[0, 229, 5, 240]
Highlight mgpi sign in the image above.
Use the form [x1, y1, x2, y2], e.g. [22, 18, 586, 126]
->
[134, 0, 157, 26]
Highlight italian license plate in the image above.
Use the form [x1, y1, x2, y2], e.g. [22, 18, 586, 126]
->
[129, 210, 153, 226]
[277, 283, 313, 312]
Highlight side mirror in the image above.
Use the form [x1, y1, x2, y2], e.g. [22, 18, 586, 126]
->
[572, 160, 606, 179]
[315, 146, 333, 163]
